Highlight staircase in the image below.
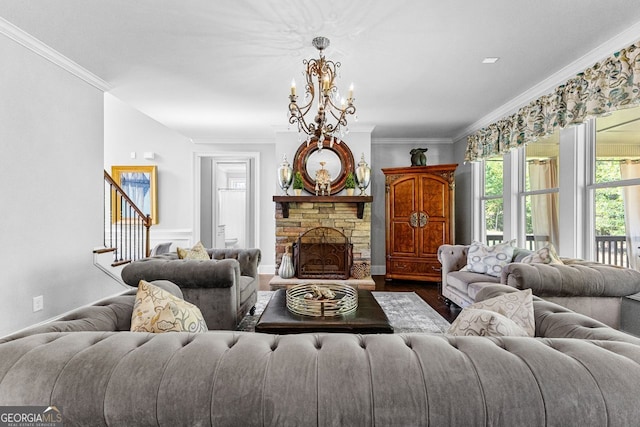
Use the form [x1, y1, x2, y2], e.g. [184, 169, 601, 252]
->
[93, 170, 152, 282]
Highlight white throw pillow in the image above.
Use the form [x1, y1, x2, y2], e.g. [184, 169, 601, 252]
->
[466, 240, 516, 277]
[447, 288, 535, 337]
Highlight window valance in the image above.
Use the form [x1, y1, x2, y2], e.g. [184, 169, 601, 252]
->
[465, 40, 640, 162]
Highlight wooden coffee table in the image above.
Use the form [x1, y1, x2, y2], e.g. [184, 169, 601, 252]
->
[255, 289, 393, 334]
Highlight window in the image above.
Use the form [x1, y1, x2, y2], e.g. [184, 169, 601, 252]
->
[591, 107, 640, 269]
[481, 156, 504, 245]
[521, 132, 560, 250]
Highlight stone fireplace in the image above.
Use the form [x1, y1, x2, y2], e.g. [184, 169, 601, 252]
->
[272, 197, 372, 288]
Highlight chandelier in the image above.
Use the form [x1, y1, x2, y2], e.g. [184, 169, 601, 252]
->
[288, 36, 357, 151]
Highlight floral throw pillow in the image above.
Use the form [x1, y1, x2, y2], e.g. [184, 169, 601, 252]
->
[447, 288, 535, 337]
[466, 240, 516, 277]
[131, 280, 208, 333]
[521, 244, 563, 265]
[176, 241, 210, 260]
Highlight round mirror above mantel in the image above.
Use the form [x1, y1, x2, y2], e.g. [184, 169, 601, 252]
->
[293, 137, 355, 195]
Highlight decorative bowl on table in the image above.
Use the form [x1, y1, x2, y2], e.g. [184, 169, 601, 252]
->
[286, 284, 358, 317]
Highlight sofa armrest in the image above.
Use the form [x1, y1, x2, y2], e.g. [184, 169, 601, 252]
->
[501, 262, 640, 297]
[437, 244, 468, 287]
[208, 248, 261, 278]
[121, 258, 241, 289]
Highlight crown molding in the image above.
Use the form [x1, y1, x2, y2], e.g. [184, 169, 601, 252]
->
[0, 17, 112, 92]
[372, 137, 453, 145]
[453, 20, 640, 142]
[191, 137, 275, 145]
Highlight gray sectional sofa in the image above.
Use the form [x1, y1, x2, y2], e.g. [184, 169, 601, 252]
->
[1, 281, 640, 426]
[121, 248, 260, 330]
[438, 244, 640, 328]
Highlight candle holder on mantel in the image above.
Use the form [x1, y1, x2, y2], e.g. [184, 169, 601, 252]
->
[355, 153, 371, 196]
[277, 154, 293, 195]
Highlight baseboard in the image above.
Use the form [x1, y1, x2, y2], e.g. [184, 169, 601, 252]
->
[371, 264, 385, 276]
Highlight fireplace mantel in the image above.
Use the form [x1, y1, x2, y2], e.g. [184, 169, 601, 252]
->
[273, 195, 373, 219]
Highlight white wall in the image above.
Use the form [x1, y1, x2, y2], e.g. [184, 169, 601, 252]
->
[104, 94, 194, 249]
[0, 35, 125, 337]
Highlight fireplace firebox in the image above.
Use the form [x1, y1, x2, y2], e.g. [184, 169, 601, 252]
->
[293, 227, 352, 279]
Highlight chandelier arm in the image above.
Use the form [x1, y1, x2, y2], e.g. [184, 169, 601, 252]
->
[327, 104, 356, 123]
[289, 103, 313, 135]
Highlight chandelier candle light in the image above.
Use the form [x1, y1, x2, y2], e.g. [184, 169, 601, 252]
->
[288, 36, 357, 151]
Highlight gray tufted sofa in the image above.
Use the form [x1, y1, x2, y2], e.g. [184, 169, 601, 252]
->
[121, 248, 261, 330]
[438, 244, 640, 328]
[1, 282, 640, 426]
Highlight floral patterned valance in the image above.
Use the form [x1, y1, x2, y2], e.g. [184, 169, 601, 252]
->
[465, 40, 640, 162]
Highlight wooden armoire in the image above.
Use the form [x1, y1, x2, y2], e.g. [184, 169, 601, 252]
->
[382, 164, 457, 281]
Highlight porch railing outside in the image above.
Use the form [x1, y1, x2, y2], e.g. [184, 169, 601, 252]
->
[594, 235, 628, 268]
[103, 170, 151, 266]
[486, 234, 629, 268]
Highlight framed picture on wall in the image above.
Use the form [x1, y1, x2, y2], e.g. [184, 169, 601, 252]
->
[111, 165, 158, 224]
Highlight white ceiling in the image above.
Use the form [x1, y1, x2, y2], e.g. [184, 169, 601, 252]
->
[1, 0, 640, 141]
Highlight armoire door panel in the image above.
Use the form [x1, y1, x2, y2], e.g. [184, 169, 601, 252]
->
[421, 222, 447, 254]
[391, 178, 416, 217]
[391, 222, 417, 254]
[420, 178, 447, 218]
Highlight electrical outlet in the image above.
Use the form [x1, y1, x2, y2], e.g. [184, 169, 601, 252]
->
[33, 295, 43, 312]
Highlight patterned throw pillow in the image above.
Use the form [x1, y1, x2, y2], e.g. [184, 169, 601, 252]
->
[466, 240, 516, 277]
[447, 308, 529, 337]
[176, 241, 210, 260]
[521, 244, 563, 265]
[131, 280, 208, 333]
[447, 289, 535, 337]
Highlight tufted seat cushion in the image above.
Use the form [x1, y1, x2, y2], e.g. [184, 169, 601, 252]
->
[447, 271, 500, 293]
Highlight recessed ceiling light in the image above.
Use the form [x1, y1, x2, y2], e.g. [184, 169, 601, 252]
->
[482, 57, 500, 64]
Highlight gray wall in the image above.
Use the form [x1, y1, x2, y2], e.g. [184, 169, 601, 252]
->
[452, 136, 473, 245]
[0, 35, 126, 337]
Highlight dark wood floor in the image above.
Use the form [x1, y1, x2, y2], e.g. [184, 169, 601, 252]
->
[259, 275, 461, 323]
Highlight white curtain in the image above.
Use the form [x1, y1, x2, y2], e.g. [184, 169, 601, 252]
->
[528, 159, 559, 250]
[620, 161, 640, 270]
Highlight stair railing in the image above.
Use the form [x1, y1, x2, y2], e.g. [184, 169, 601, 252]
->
[103, 170, 152, 266]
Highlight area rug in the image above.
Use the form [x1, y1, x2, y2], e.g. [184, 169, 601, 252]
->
[237, 291, 450, 334]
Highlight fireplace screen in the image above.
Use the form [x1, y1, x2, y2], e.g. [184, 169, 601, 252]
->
[294, 227, 352, 279]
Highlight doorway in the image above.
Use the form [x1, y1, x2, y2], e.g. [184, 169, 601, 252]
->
[196, 153, 259, 249]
